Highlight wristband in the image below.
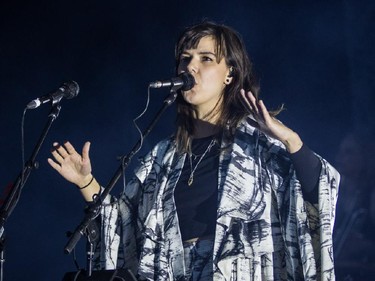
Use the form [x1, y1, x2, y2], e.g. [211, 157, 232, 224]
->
[77, 176, 94, 190]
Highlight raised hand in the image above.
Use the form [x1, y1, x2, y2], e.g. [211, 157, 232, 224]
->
[48, 141, 92, 187]
[240, 89, 303, 153]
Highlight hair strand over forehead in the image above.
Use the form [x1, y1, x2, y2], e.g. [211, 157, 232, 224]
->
[175, 23, 228, 64]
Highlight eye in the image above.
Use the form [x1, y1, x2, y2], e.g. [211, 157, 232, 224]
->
[179, 55, 191, 63]
[202, 56, 213, 62]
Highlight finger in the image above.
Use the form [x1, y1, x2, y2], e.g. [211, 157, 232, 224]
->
[54, 142, 69, 158]
[258, 100, 272, 123]
[52, 142, 60, 149]
[47, 158, 61, 171]
[51, 150, 64, 163]
[51, 144, 64, 162]
[240, 89, 253, 112]
[247, 91, 257, 105]
[82, 142, 91, 162]
[63, 141, 77, 155]
[257, 99, 267, 114]
[246, 91, 259, 114]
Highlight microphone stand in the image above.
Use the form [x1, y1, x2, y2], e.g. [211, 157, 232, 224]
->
[0, 103, 62, 281]
[64, 88, 179, 276]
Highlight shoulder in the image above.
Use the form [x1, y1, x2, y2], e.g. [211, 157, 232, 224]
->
[235, 116, 287, 152]
[230, 117, 292, 174]
[149, 135, 176, 157]
[138, 136, 177, 169]
[133, 136, 177, 182]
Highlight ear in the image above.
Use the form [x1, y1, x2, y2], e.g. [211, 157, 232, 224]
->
[224, 66, 234, 85]
[224, 76, 233, 85]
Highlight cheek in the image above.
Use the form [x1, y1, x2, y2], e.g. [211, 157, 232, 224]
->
[202, 70, 225, 87]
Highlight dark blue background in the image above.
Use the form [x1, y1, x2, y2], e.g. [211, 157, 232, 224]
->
[0, 1, 374, 280]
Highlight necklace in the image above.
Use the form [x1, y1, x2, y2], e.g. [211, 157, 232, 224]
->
[188, 139, 216, 186]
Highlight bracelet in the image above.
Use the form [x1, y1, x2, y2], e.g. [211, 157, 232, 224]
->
[77, 176, 94, 190]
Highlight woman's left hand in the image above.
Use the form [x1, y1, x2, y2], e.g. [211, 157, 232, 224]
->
[240, 89, 303, 153]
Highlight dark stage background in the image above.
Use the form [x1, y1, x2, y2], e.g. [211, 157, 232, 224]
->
[0, 1, 374, 280]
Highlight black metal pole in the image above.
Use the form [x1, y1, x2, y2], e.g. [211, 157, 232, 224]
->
[0, 105, 61, 228]
[0, 103, 62, 281]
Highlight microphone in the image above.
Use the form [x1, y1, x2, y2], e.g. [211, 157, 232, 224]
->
[26, 80, 80, 109]
[149, 72, 195, 91]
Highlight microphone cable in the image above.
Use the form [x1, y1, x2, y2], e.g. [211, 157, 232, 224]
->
[120, 85, 152, 190]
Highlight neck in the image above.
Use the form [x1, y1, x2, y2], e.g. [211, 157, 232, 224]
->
[193, 96, 223, 124]
[193, 118, 221, 138]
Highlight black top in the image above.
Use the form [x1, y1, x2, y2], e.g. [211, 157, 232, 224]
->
[174, 135, 220, 241]
[174, 135, 321, 241]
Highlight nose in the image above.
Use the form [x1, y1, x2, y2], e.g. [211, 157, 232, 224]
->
[187, 57, 198, 74]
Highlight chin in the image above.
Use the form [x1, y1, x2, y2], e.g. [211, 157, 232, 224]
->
[182, 90, 195, 102]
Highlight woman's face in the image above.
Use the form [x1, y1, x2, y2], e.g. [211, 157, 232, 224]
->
[177, 36, 232, 119]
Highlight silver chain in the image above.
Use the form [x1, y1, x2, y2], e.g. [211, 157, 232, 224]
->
[188, 139, 216, 186]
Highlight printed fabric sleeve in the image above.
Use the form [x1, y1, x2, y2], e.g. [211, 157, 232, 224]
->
[276, 155, 340, 280]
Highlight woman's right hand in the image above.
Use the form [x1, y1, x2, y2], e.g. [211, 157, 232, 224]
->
[48, 141, 93, 187]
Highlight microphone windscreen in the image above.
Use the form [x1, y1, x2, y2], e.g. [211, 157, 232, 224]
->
[62, 81, 80, 99]
[180, 73, 195, 91]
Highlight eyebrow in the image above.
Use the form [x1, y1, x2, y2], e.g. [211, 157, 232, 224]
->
[181, 51, 217, 57]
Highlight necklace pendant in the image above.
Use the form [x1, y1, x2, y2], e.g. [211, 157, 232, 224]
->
[187, 138, 216, 187]
[188, 176, 193, 186]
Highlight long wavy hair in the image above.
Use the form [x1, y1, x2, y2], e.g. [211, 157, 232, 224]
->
[174, 21, 260, 153]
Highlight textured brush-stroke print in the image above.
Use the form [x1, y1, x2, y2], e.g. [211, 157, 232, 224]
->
[94, 116, 340, 281]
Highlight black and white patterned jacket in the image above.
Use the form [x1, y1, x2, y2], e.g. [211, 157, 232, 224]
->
[96, 116, 340, 281]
